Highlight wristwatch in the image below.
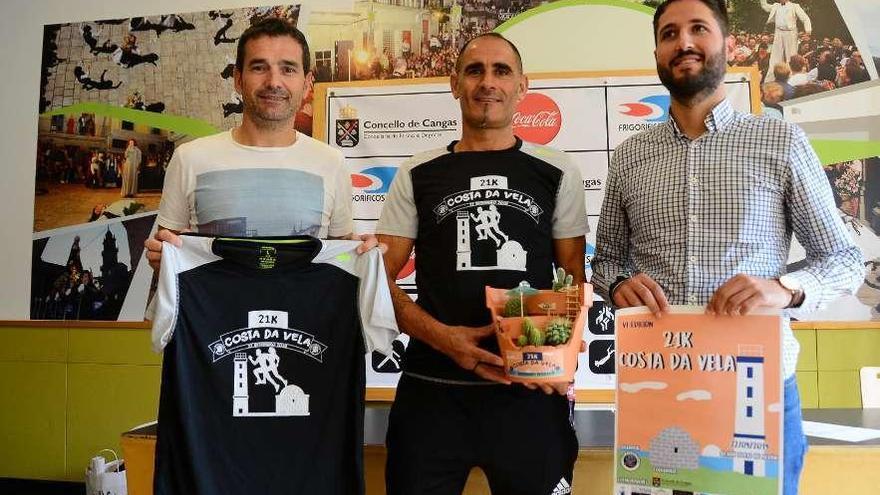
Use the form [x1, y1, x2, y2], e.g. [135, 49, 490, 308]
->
[779, 274, 804, 309]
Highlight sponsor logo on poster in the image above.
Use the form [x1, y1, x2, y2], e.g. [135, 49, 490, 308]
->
[371, 339, 406, 373]
[588, 301, 615, 335]
[589, 339, 616, 374]
[351, 166, 397, 204]
[617, 94, 670, 132]
[513, 92, 562, 144]
[336, 104, 359, 147]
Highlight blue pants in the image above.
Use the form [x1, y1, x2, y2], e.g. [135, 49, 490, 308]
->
[784, 375, 807, 495]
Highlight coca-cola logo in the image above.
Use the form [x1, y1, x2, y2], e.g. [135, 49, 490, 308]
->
[512, 92, 561, 145]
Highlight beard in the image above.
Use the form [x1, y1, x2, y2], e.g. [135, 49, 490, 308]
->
[242, 88, 296, 128]
[657, 48, 727, 102]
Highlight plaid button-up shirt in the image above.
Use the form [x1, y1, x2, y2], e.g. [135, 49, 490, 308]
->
[591, 98, 864, 377]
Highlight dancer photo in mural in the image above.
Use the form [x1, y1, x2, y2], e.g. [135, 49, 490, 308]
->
[720, 0, 874, 107]
[35, 5, 304, 320]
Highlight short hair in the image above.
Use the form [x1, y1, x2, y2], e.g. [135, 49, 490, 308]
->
[792, 82, 827, 98]
[235, 17, 311, 73]
[454, 32, 523, 73]
[773, 62, 791, 82]
[762, 82, 784, 104]
[653, 0, 729, 43]
[788, 54, 805, 72]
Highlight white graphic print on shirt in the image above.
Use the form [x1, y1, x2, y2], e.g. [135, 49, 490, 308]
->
[208, 310, 329, 417]
[432, 175, 543, 272]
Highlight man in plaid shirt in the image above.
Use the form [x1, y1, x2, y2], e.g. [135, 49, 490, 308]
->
[591, 1, 864, 494]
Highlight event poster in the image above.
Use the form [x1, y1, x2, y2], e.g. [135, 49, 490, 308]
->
[615, 307, 783, 495]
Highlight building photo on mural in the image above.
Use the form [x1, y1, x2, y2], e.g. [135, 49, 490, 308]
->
[33, 5, 303, 320]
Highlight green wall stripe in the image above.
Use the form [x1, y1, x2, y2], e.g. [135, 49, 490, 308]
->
[41, 102, 219, 138]
[811, 139, 880, 166]
[495, 0, 655, 33]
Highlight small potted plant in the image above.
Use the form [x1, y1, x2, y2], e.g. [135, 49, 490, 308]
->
[485, 268, 592, 382]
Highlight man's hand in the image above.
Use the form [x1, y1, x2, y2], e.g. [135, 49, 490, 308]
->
[522, 381, 571, 395]
[145, 228, 182, 272]
[349, 233, 387, 254]
[707, 274, 791, 316]
[438, 323, 511, 385]
[519, 339, 584, 395]
[613, 273, 670, 317]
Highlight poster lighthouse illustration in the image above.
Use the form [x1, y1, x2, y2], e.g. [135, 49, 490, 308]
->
[614, 307, 783, 495]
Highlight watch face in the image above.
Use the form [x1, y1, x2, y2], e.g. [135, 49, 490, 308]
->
[779, 274, 802, 292]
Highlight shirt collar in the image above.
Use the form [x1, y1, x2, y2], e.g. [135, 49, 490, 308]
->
[667, 98, 735, 139]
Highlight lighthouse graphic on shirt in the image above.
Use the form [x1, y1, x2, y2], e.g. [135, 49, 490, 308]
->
[209, 310, 328, 417]
[433, 175, 542, 272]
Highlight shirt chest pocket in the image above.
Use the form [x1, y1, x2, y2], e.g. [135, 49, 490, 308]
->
[707, 170, 786, 243]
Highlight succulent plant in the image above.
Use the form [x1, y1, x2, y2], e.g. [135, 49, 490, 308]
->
[521, 317, 545, 346]
[516, 334, 529, 347]
[504, 296, 523, 317]
[545, 316, 573, 346]
[552, 267, 574, 292]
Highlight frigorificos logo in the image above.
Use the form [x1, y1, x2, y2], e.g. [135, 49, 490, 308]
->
[513, 92, 561, 145]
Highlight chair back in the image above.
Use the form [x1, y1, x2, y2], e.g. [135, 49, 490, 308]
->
[860, 367, 880, 408]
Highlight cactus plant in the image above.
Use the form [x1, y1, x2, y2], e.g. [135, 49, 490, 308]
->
[545, 317, 573, 346]
[552, 267, 574, 292]
[504, 296, 523, 317]
[521, 317, 545, 346]
[516, 334, 529, 347]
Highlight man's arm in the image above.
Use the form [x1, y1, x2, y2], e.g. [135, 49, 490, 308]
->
[760, 0, 773, 14]
[590, 150, 632, 300]
[708, 125, 864, 316]
[590, 148, 669, 316]
[553, 236, 586, 285]
[328, 233, 382, 254]
[795, 4, 812, 35]
[782, 125, 863, 317]
[378, 234, 509, 384]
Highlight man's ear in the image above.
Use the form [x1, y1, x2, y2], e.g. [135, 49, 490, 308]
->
[303, 71, 315, 100]
[516, 74, 529, 104]
[233, 66, 242, 95]
[450, 73, 460, 99]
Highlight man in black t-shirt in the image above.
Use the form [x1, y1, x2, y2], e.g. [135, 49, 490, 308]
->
[376, 33, 588, 495]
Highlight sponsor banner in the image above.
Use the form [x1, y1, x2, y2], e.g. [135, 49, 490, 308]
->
[614, 307, 782, 495]
[328, 84, 459, 156]
[568, 151, 609, 217]
[606, 75, 752, 149]
[512, 86, 607, 150]
[366, 335, 410, 387]
[348, 157, 406, 222]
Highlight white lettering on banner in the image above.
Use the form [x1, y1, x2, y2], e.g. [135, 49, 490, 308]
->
[512, 110, 559, 128]
[470, 175, 508, 190]
[248, 310, 288, 329]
